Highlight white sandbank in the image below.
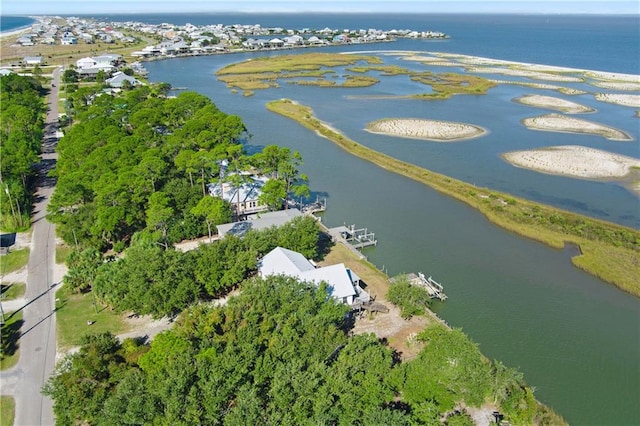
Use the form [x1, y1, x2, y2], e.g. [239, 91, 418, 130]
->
[514, 95, 594, 114]
[502, 145, 640, 181]
[365, 118, 486, 142]
[522, 113, 633, 141]
[594, 94, 640, 108]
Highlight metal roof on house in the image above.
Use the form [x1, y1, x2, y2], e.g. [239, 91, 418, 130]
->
[259, 246, 315, 277]
[259, 246, 359, 303]
[216, 208, 303, 237]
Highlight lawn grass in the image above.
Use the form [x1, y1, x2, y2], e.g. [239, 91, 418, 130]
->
[0, 249, 30, 275]
[267, 99, 640, 297]
[0, 395, 15, 426]
[0, 283, 26, 301]
[55, 244, 74, 265]
[55, 285, 130, 351]
[1, 311, 23, 371]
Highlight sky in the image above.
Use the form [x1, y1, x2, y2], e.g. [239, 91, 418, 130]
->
[1, 0, 638, 15]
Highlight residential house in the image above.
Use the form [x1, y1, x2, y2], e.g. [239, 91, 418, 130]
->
[23, 56, 44, 65]
[207, 176, 269, 217]
[105, 71, 143, 88]
[216, 208, 303, 238]
[258, 246, 370, 306]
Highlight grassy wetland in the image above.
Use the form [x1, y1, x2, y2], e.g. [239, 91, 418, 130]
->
[267, 99, 640, 297]
[216, 52, 496, 97]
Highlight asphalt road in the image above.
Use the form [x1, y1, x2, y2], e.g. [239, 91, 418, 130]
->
[1, 67, 62, 426]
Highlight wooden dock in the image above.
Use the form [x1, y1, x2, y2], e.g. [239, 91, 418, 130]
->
[328, 224, 377, 249]
[407, 272, 448, 301]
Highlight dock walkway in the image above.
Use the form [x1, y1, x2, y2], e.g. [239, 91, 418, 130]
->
[407, 272, 448, 301]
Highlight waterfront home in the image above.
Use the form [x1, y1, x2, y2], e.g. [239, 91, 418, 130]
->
[207, 176, 269, 217]
[216, 208, 303, 238]
[259, 246, 370, 306]
[105, 71, 143, 88]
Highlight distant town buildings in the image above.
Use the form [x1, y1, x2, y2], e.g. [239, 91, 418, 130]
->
[10, 16, 447, 61]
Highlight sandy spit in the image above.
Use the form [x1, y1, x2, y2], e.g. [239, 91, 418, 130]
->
[365, 118, 486, 142]
[522, 113, 633, 141]
[502, 145, 640, 180]
[594, 94, 640, 108]
[514, 95, 594, 114]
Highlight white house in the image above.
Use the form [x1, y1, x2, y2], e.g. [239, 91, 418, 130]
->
[105, 71, 143, 88]
[258, 246, 370, 306]
[76, 57, 97, 69]
[23, 56, 44, 65]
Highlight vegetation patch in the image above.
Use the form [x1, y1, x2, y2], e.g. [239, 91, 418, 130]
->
[266, 99, 640, 296]
[44, 275, 564, 425]
[217, 53, 384, 92]
[387, 275, 432, 318]
[1, 282, 26, 300]
[55, 284, 130, 351]
[0, 396, 15, 426]
[1, 310, 23, 370]
[0, 248, 30, 275]
[410, 71, 497, 99]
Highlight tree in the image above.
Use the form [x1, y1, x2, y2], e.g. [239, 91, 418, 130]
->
[190, 196, 232, 241]
[62, 69, 79, 83]
[64, 247, 103, 293]
[146, 191, 174, 245]
[259, 178, 287, 211]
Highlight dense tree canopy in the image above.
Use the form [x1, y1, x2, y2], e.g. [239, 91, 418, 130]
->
[0, 74, 46, 230]
[46, 275, 554, 425]
[49, 87, 248, 250]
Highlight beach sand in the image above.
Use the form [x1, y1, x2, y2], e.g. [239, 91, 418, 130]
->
[365, 118, 486, 142]
[514, 95, 594, 114]
[522, 113, 633, 141]
[594, 94, 640, 108]
[502, 145, 640, 181]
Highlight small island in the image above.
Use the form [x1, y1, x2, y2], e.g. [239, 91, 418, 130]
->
[365, 118, 486, 141]
[502, 145, 640, 183]
[522, 113, 633, 141]
[594, 93, 640, 108]
[513, 94, 595, 114]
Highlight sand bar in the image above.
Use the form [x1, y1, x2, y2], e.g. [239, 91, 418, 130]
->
[594, 94, 640, 108]
[502, 145, 640, 181]
[365, 118, 486, 142]
[522, 113, 633, 141]
[514, 95, 594, 114]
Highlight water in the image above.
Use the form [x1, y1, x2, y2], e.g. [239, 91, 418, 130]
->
[141, 13, 640, 425]
[0, 16, 35, 33]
